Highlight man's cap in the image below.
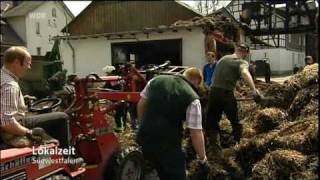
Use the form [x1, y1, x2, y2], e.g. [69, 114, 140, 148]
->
[235, 42, 250, 52]
[102, 65, 115, 73]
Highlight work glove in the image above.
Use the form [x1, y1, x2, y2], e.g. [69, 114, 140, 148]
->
[197, 156, 210, 179]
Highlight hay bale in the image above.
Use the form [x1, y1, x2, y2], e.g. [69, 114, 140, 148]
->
[238, 101, 259, 121]
[241, 107, 286, 138]
[188, 159, 228, 180]
[239, 102, 261, 138]
[263, 83, 295, 109]
[232, 131, 278, 176]
[251, 150, 308, 180]
[290, 170, 318, 180]
[288, 84, 319, 121]
[253, 108, 287, 133]
[285, 63, 318, 91]
[269, 115, 318, 154]
[300, 98, 318, 119]
[290, 154, 319, 180]
[188, 155, 244, 180]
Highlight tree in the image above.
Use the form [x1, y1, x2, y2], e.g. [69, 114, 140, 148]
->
[196, 0, 219, 15]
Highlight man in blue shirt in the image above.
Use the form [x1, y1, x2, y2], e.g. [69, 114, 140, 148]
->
[203, 51, 217, 87]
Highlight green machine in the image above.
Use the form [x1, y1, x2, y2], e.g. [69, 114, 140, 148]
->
[20, 40, 65, 98]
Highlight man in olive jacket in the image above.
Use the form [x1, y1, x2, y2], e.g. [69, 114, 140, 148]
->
[206, 43, 260, 149]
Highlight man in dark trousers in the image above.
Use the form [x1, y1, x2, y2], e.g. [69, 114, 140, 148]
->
[264, 59, 271, 83]
[1, 46, 83, 169]
[206, 43, 260, 150]
[137, 73, 208, 180]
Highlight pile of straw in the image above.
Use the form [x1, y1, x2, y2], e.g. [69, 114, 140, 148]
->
[251, 149, 308, 179]
[188, 64, 319, 179]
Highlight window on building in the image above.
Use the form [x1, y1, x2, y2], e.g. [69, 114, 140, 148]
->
[288, 34, 291, 43]
[300, 35, 304, 46]
[36, 22, 40, 34]
[52, 8, 56, 17]
[37, 47, 41, 56]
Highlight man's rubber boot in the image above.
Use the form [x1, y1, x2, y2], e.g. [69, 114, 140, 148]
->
[232, 124, 243, 144]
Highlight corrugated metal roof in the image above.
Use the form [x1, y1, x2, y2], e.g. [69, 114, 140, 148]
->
[62, 1, 202, 35]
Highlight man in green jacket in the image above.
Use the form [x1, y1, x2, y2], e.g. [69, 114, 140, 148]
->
[206, 43, 260, 149]
[137, 73, 208, 180]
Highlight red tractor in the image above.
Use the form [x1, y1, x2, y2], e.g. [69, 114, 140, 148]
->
[66, 63, 148, 180]
[0, 61, 185, 180]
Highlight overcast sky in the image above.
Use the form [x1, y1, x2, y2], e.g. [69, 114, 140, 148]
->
[63, 1, 231, 16]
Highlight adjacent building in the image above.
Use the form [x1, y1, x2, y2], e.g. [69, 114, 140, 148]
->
[55, 1, 241, 77]
[2, 1, 74, 56]
[221, 0, 318, 75]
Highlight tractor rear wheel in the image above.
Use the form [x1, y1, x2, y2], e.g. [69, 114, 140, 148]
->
[104, 147, 144, 180]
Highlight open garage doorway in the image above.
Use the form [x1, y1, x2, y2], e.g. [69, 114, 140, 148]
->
[111, 39, 182, 68]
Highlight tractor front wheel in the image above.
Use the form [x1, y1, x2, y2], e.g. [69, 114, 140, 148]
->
[104, 147, 144, 180]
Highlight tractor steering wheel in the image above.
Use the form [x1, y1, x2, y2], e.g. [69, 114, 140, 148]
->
[29, 97, 62, 113]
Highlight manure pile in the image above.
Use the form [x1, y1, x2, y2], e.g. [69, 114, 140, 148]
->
[189, 64, 319, 180]
[116, 64, 318, 180]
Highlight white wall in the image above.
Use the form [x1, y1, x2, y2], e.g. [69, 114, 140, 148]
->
[25, 2, 72, 56]
[61, 38, 109, 76]
[251, 48, 305, 74]
[6, 16, 26, 42]
[60, 28, 207, 77]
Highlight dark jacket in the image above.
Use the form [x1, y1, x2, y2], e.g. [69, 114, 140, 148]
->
[137, 75, 199, 151]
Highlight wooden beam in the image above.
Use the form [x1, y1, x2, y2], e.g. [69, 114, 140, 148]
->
[248, 25, 315, 36]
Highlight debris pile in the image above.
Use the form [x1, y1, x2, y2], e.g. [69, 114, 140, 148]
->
[172, 15, 232, 28]
[252, 107, 287, 133]
[251, 149, 308, 179]
[115, 64, 318, 179]
[188, 64, 319, 179]
[171, 15, 239, 41]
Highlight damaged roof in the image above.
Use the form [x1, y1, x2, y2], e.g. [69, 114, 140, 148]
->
[61, 1, 203, 35]
[54, 14, 239, 42]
